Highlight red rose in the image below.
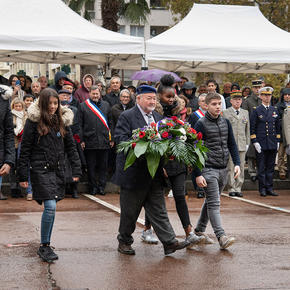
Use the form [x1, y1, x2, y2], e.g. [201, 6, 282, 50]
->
[171, 116, 178, 121]
[73, 134, 81, 143]
[167, 122, 174, 127]
[169, 155, 175, 160]
[139, 131, 146, 138]
[132, 142, 136, 149]
[197, 132, 203, 140]
[150, 122, 156, 127]
[161, 131, 169, 138]
[191, 128, 197, 134]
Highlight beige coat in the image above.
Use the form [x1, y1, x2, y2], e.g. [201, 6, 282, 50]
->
[223, 107, 250, 151]
[282, 106, 290, 146]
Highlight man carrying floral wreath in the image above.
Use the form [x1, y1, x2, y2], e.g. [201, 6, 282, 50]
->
[113, 85, 190, 256]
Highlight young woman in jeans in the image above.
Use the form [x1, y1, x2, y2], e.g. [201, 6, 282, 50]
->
[18, 88, 81, 262]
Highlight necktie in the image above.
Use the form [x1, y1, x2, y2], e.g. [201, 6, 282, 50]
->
[146, 113, 154, 125]
[236, 110, 239, 115]
[266, 106, 269, 110]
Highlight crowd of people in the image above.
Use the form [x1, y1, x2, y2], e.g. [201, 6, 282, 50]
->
[0, 70, 289, 261]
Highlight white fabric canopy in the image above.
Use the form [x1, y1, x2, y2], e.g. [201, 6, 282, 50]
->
[0, 0, 144, 67]
[146, 4, 290, 73]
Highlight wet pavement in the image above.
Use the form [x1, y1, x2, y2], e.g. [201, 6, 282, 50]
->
[0, 191, 289, 289]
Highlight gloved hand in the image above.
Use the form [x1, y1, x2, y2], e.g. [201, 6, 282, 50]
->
[277, 142, 280, 151]
[253, 142, 261, 153]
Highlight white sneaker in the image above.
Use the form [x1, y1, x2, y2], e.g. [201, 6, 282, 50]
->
[186, 232, 205, 248]
[141, 229, 158, 244]
[26, 193, 33, 201]
[167, 190, 173, 197]
[194, 231, 215, 244]
[219, 235, 235, 250]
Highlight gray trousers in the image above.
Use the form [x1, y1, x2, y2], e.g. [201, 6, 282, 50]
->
[227, 151, 246, 193]
[195, 168, 228, 239]
[118, 179, 177, 246]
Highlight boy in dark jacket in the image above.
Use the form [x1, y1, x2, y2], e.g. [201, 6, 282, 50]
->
[193, 92, 241, 249]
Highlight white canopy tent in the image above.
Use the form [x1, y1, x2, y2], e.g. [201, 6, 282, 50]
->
[0, 0, 144, 68]
[146, 4, 290, 73]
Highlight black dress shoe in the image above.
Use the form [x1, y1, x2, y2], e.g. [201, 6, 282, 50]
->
[98, 187, 105, 196]
[118, 243, 135, 255]
[235, 192, 243, 197]
[197, 191, 204, 198]
[0, 192, 7, 200]
[164, 240, 190, 256]
[250, 176, 257, 182]
[260, 191, 266, 197]
[266, 191, 279, 196]
[229, 192, 236, 197]
[90, 188, 98, 195]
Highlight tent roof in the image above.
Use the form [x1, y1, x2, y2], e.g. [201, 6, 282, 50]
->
[0, 0, 144, 66]
[146, 4, 290, 73]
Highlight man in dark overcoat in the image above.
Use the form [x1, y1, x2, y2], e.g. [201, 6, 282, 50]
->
[114, 85, 189, 256]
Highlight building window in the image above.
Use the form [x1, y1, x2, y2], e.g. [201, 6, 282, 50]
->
[130, 25, 144, 37]
[150, 0, 166, 9]
[118, 25, 126, 34]
[150, 26, 168, 38]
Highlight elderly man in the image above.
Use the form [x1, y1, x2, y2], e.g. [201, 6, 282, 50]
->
[223, 90, 250, 197]
[31, 81, 41, 99]
[250, 87, 280, 197]
[79, 85, 113, 196]
[111, 89, 134, 131]
[114, 85, 189, 256]
[104, 76, 121, 107]
[0, 85, 15, 200]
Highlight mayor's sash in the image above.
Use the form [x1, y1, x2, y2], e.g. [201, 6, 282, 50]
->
[85, 99, 111, 140]
[194, 109, 205, 119]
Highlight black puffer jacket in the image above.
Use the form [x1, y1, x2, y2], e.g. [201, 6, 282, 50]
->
[0, 85, 15, 168]
[79, 99, 113, 149]
[194, 112, 240, 172]
[18, 101, 82, 202]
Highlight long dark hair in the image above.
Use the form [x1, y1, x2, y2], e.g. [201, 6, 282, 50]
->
[37, 88, 66, 137]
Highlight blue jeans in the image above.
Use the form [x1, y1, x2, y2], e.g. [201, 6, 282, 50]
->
[41, 200, 56, 244]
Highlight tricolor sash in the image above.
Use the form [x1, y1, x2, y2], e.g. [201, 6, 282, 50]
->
[194, 109, 205, 119]
[85, 99, 111, 140]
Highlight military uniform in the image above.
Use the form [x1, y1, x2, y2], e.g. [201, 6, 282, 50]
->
[242, 80, 263, 180]
[250, 87, 280, 196]
[223, 91, 250, 196]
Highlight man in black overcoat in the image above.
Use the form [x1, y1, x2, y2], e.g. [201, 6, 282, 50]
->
[114, 85, 189, 256]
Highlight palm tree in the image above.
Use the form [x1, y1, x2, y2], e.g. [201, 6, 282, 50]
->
[64, 0, 150, 31]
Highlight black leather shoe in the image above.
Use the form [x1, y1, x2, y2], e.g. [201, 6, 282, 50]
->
[98, 187, 105, 196]
[164, 240, 190, 256]
[260, 191, 266, 197]
[118, 243, 135, 255]
[229, 192, 236, 197]
[250, 176, 257, 182]
[236, 192, 243, 197]
[267, 191, 279, 196]
[197, 191, 204, 198]
[90, 188, 98, 195]
[0, 192, 7, 200]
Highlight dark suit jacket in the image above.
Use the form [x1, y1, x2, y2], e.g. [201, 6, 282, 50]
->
[113, 105, 163, 189]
